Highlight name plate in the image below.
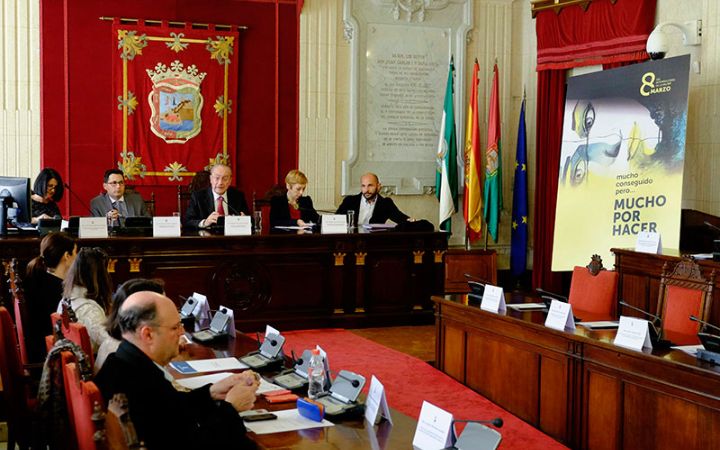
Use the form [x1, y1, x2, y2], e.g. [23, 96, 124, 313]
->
[224, 215, 251, 236]
[364, 375, 392, 425]
[153, 216, 181, 237]
[412, 401, 453, 450]
[480, 285, 506, 314]
[321, 214, 348, 234]
[79, 217, 108, 238]
[635, 231, 661, 254]
[544, 300, 576, 331]
[614, 316, 653, 351]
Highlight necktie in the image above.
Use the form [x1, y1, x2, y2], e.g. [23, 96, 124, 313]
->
[117, 200, 129, 218]
[217, 196, 225, 216]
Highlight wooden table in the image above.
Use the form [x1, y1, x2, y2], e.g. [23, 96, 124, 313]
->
[171, 333, 418, 449]
[1, 230, 447, 331]
[433, 294, 720, 450]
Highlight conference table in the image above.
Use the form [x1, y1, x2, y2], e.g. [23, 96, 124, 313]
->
[0, 229, 447, 331]
[170, 331, 419, 449]
[433, 294, 720, 450]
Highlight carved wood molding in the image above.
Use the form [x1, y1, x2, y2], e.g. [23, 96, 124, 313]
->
[530, 0, 616, 18]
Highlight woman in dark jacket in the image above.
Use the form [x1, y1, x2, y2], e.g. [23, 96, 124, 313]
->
[31, 168, 64, 224]
[269, 169, 319, 228]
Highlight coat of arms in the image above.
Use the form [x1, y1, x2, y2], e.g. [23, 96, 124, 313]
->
[146, 60, 207, 143]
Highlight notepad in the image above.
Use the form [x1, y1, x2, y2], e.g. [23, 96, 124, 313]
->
[169, 357, 248, 374]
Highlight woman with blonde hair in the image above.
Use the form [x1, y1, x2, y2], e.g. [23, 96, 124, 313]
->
[269, 169, 319, 228]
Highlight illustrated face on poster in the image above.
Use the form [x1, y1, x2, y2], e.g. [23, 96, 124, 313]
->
[552, 55, 691, 271]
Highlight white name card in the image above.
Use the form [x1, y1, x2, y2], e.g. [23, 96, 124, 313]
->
[265, 324, 281, 337]
[413, 401, 454, 450]
[635, 231, 661, 254]
[544, 299, 576, 331]
[79, 217, 108, 238]
[321, 214, 348, 234]
[364, 375, 392, 425]
[614, 316, 653, 351]
[191, 292, 210, 331]
[224, 215, 252, 236]
[153, 216, 181, 237]
[480, 285, 506, 314]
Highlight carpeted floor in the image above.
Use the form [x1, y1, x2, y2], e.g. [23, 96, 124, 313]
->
[282, 329, 567, 449]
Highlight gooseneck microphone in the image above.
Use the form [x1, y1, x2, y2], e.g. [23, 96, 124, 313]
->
[222, 197, 245, 216]
[619, 300, 662, 325]
[64, 182, 93, 215]
[690, 315, 720, 334]
[453, 418, 504, 428]
[536, 287, 568, 303]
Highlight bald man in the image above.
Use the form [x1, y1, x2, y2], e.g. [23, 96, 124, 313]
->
[95, 292, 258, 449]
[336, 173, 410, 226]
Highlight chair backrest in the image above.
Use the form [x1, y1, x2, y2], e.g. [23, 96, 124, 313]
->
[0, 306, 32, 448]
[657, 257, 714, 341]
[105, 393, 146, 450]
[6, 258, 29, 365]
[568, 255, 618, 317]
[48, 311, 95, 367]
[62, 360, 105, 450]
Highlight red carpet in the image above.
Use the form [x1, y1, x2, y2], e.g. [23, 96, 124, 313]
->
[281, 329, 567, 449]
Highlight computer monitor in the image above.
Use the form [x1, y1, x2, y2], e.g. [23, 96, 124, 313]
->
[0, 176, 31, 224]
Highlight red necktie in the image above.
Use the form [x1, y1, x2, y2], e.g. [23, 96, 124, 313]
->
[217, 196, 225, 216]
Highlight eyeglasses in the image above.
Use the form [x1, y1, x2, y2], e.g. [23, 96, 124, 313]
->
[47, 184, 58, 191]
[152, 321, 184, 333]
[106, 181, 125, 186]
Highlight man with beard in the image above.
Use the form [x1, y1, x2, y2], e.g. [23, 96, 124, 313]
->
[336, 173, 410, 227]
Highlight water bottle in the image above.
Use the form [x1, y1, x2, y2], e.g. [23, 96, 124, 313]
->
[307, 349, 325, 399]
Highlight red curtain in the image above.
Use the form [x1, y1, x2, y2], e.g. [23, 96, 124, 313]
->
[536, 0, 656, 71]
[532, 0, 656, 291]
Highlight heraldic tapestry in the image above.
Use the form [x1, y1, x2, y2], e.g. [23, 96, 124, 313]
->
[113, 20, 239, 185]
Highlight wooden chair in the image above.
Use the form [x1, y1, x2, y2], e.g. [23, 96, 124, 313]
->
[177, 170, 211, 219]
[253, 183, 286, 234]
[656, 257, 714, 344]
[567, 254, 618, 317]
[124, 186, 155, 217]
[62, 359, 106, 450]
[105, 393, 147, 450]
[0, 306, 35, 450]
[5, 258, 30, 365]
[46, 307, 95, 368]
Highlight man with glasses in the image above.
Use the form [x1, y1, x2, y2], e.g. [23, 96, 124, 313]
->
[184, 163, 249, 229]
[95, 291, 259, 449]
[90, 169, 150, 223]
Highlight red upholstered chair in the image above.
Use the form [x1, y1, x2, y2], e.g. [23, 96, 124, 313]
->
[62, 359, 106, 450]
[656, 257, 714, 344]
[0, 306, 35, 450]
[5, 258, 30, 365]
[567, 254, 618, 317]
[47, 309, 95, 367]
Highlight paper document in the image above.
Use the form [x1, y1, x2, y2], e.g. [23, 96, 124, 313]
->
[174, 372, 235, 389]
[672, 344, 703, 356]
[362, 223, 397, 230]
[507, 303, 546, 311]
[257, 378, 285, 395]
[243, 408, 334, 435]
[169, 357, 248, 374]
[578, 321, 620, 330]
[274, 224, 314, 230]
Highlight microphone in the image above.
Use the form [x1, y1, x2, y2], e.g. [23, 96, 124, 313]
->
[619, 300, 662, 325]
[453, 418, 504, 428]
[704, 221, 720, 234]
[690, 315, 720, 334]
[535, 287, 568, 303]
[64, 182, 93, 215]
[329, 369, 361, 388]
[463, 273, 488, 284]
[222, 198, 245, 216]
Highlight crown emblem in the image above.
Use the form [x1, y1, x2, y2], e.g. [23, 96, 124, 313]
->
[146, 60, 207, 85]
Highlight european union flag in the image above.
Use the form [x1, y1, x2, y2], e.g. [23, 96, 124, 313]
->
[510, 99, 528, 276]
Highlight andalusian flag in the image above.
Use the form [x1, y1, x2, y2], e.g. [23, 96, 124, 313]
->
[483, 63, 502, 242]
[464, 59, 482, 241]
[510, 98, 528, 276]
[436, 58, 458, 233]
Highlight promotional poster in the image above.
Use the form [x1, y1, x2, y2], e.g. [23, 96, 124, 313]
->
[552, 55, 690, 271]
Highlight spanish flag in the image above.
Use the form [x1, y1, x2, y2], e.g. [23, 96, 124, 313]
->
[464, 59, 483, 241]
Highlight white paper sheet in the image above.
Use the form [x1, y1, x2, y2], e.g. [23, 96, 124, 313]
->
[578, 321, 620, 330]
[169, 357, 248, 374]
[507, 303, 546, 311]
[243, 408, 334, 435]
[174, 372, 235, 389]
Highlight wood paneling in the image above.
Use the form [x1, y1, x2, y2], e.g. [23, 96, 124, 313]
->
[441, 325, 465, 383]
[443, 249, 497, 292]
[584, 368, 620, 450]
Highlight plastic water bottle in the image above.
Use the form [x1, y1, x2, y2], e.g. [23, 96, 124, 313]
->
[307, 349, 325, 399]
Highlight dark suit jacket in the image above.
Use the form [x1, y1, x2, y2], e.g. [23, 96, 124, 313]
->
[269, 195, 319, 228]
[90, 192, 149, 218]
[95, 340, 255, 450]
[336, 193, 409, 225]
[23, 270, 63, 363]
[184, 187, 249, 228]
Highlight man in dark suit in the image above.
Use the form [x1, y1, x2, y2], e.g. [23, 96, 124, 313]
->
[336, 173, 410, 226]
[184, 163, 249, 228]
[95, 291, 259, 449]
[90, 169, 149, 224]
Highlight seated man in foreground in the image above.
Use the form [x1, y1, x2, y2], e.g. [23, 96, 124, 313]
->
[95, 291, 259, 449]
[90, 169, 150, 224]
[336, 172, 410, 226]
